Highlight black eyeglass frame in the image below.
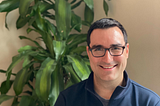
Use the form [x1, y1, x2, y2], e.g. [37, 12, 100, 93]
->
[89, 45, 126, 57]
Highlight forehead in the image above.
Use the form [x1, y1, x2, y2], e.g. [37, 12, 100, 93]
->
[90, 27, 125, 47]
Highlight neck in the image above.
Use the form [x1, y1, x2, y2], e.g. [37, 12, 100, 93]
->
[93, 74, 125, 100]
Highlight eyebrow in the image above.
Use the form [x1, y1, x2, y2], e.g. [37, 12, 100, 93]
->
[110, 44, 123, 47]
[91, 44, 123, 49]
[90, 45, 103, 49]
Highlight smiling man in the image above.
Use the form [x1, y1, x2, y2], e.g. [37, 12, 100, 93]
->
[87, 26, 129, 101]
[55, 18, 160, 106]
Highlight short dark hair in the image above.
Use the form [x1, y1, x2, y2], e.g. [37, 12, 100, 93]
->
[87, 18, 128, 47]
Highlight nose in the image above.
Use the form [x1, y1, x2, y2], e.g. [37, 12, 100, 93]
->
[102, 50, 113, 63]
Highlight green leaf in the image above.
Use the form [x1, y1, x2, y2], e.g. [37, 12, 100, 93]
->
[71, 0, 82, 10]
[13, 63, 33, 96]
[16, 16, 30, 29]
[71, 12, 82, 32]
[19, 0, 34, 18]
[6, 51, 37, 77]
[103, 0, 109, 16]
[49, 64, 63, 106]
[5, 12, 9, 29]
[28, 17, 36, 27]
[22, 56, 32, 68]
[70, 0, 77, 4]
[0, 0, 20, 12]
[11, 97, 19, 106]
[38, 1, 53, 13]
[6, 51, 36, 96]
[26, 28, 34, 33]
[43, 12, 55, 20]
[6, 71, 12, 91]
[19, 96, 36, 106]
[53, 40, 66, 60]
[45, 20, 56, 35]
[45, 20, 58, 40]
[70, 46, 86, 55]
[31, 1, 53, 15]
[44, 32, 55, 58]
[84, 4, 94, 25]
[6, 53, 28, 88]
[18, 45, 37, 53]
[68, 34, 87, 49]
[35, 57, 56, 102]
[83, 58, 90, 66]
[67, 55, 90, 80]
[0, 69, 16, 76]
[31, 52, 48, 61]
[55, 0, 71, 40]
[19, 36, 43, 49]
[66, 34, 77, 43]
[0, 69, 7, 74]
[0, 80, 14, 94]
[23, 90, 32, 95]
[33, 15, 54, 57]
[35, 7, 47, 32]
[83, 0, 94, 10]
[63, 64, 81, 84]
[0, 94, 14, 104]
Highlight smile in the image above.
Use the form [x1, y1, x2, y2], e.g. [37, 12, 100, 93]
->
[100, 64, 118, 69]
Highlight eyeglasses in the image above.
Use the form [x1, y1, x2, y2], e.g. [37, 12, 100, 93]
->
[89, 45, 126, 57]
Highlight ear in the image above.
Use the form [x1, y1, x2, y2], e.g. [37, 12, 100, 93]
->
[86, 46, 90, 56]
[125, 43, 129, 58]
[86, 46, 89, 54]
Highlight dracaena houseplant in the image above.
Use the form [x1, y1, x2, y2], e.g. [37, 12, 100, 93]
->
[0, 0, 109, 105]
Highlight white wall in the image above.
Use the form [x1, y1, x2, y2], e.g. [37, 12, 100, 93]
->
[0, 0, 160, 105]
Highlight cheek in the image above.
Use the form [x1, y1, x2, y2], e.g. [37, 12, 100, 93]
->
[89, 56, 97, 66]
[88, 55, 99, 70]
[88, 51, 98, 63]
[89, 58, 95, 72]
[115, 56, 128, 69]
[114, 56, 127, 65]
[113, 56, 122, 62]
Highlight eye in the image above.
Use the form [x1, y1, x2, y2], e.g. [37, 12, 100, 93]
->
[93, 47, 104, 51]
[111, 47, 121, 50]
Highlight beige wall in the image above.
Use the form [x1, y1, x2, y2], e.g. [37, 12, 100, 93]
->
[101, 0, 160, 95]
[0, 0, 160, 105]
[0, 4, 40, 106]
[111, 0, 160, 95]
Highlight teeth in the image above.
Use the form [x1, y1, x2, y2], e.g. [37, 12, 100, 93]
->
[103, 66, 115, 69]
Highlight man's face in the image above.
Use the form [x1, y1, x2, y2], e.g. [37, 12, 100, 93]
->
[87, 27, 129, 82]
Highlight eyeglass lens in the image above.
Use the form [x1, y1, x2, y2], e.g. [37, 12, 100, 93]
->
[90, 46, 125, 57]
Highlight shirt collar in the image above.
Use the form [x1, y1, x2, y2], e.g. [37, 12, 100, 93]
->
[85, 71, 130, 100]
[110, 71, 130, 99]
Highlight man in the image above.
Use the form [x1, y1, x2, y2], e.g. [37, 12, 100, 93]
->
[55, 18, 160, 106]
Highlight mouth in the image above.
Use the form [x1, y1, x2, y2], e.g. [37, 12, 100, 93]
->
[100, 64, 118, 69]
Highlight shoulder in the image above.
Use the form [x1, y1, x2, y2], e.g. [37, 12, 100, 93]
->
[129, 79, 160, 100]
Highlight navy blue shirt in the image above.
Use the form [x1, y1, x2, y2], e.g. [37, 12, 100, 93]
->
[55, 71, 160, 106]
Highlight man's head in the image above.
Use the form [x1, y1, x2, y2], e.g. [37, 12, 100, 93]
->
[86, 18, 129, 83]
[87, 18, 128, 47]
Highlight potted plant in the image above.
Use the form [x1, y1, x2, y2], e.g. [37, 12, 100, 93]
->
[0, 0, 109, 105]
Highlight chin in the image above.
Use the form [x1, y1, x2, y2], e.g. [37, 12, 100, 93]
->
[101, 71, 121, 81]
